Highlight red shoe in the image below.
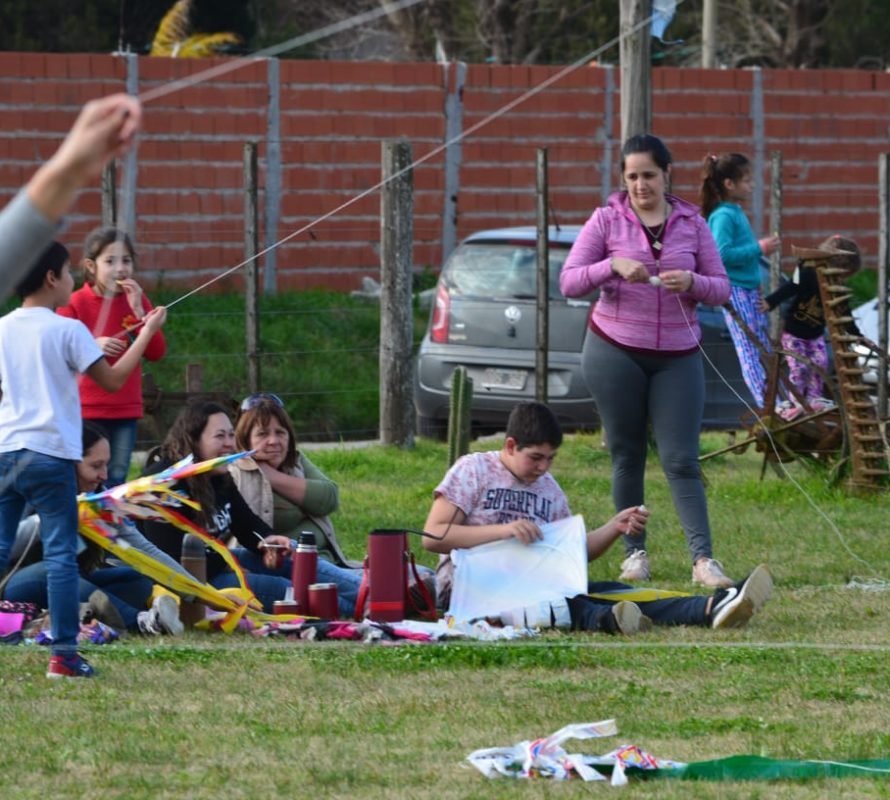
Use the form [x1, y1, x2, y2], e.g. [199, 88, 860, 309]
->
[47, 653, 96, 679]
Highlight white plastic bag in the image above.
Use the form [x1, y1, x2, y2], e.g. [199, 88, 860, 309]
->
[447, 514, 587, 622]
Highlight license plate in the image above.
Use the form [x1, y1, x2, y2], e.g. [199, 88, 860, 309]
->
[480, 368, 526, 390]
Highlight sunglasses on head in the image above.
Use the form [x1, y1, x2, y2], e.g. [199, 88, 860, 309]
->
[240, 392, 284, 412]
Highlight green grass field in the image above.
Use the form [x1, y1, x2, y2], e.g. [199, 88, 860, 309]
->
[2, 432, 889, 799]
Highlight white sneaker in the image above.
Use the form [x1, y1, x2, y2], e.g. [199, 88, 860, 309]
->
[618, 549, 650, 581]
[775, 400, 803, 421]
[692, 558, 735, 589]
[137, 595, 184, 636]
[711, 565, 774, 629]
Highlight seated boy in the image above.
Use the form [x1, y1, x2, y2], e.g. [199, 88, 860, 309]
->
[422, 401, 772, 634]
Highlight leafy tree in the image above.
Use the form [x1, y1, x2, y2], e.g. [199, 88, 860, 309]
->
[666, 0, 890, 69]
[821, 0, 890, 69]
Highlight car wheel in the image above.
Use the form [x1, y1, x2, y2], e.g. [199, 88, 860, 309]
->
[416, 413, 447, 441]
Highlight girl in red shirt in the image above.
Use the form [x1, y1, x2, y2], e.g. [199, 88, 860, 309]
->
[57, 227, 166, 486]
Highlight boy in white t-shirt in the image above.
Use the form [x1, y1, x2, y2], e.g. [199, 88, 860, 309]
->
[0, 241, 166, 678]
[423, 402, 772, 633]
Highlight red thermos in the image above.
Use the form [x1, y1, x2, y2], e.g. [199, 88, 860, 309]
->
[367, 529, 407, 622]
[290, 531, 318, 613]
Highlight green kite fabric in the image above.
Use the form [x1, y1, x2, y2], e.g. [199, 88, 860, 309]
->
[633, 755, 890, 782]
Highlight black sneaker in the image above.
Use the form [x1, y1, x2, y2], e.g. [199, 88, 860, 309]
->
[711, 565, 773, 629]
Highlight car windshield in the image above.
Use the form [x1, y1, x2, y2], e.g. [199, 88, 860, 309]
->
[442, 242, 571, 300]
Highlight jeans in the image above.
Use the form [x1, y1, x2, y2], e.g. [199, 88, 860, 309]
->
[229, 547, 363, 617]
[90, 418, 138, 487]
[566, 581, 710, 631]
[0, 450, 80, 656]
[3, 562, 152, 631]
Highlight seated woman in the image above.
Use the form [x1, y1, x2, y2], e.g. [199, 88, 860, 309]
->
[230, 393, 357, 567]
[2, 422, 186, 636]
[141, 399, 360, 617]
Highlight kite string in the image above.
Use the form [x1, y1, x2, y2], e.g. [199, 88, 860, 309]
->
[158, 11, 660, 309]
[136, 0, 429, 105]
[126, 3, 889, 587]
[675, 296, 886, 584]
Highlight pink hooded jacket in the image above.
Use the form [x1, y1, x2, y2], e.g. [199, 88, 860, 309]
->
[559, 191, 730, 352]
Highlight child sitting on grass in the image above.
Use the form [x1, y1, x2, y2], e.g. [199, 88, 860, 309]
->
[422, 402, 772, 633]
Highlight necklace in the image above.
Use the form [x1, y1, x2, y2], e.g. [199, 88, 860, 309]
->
[642, 220, 665, 250]
[634, 207, 668, 251]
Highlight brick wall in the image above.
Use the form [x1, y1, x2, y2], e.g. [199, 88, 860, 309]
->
[1, 52, 888, 291]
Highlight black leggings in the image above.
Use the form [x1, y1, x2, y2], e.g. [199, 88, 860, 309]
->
[582, 332, 714, 564]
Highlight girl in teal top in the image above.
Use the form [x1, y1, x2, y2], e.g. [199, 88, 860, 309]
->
[700, 153, 780, 408]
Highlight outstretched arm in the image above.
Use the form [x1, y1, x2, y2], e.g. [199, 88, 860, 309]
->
[1, 94, 142, 298]
[586, 505, 649, 562]
[26, 93, 142, 224]
[85, 306, 167, 392]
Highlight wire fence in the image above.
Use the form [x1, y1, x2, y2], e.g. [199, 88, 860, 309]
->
[136, 290, 432, 448]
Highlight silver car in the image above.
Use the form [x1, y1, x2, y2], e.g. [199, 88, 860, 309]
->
[414, 226, 749, 437]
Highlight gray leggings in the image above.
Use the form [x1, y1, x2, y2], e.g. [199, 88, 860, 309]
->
[582, 332, 713, 564]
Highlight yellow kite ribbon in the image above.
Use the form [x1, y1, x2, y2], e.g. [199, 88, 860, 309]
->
[76, 451, 310, 632]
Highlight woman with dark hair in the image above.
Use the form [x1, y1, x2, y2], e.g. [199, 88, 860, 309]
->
[559, 134, 734, 589]
[142, 399, 360, 617]
[141, 400, 291, 612]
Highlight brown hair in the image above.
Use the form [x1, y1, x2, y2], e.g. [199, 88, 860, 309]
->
[699, 152, 751, 219]
[158, 399, 233, 526]
[505, 402, 563, 450]
[819, 235, 862, 274]
[235, 398, 299, 472]
[80, 227, 136, 287]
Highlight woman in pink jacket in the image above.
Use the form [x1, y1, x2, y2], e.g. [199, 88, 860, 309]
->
[560, 134, 733, 589]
